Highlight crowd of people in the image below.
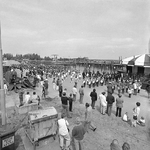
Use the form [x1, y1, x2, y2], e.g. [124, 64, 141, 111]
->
[3, 64, 148, 150]
[55, 69, 147, 150]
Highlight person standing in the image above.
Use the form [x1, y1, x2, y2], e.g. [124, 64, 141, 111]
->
[79, 85, 84, 104]
[106, 92, 115, 116]
[90, 89, 97, 109]
[116, 94, 124, 117]
[132, 102, 141, 127]
[107, 82, 113, 95]
[72, 117, 86, 150]
[59, 84, 63, 98]
[72, 85, 78, 102]
[61, 92, 71, 118]
[19, 90, 24, 107]
[99, 92, 107, 115]
[43, 79, 48, 98]
[133, 81, 137, 95]
[68, 93, 73, 112]
[57, 113, 71, 150]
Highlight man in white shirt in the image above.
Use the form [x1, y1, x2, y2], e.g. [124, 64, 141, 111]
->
[24, 92, 31, 104]
[72, 85, 78, 101]
[57, 113, 70, 150]
[133, 81, 137, 95]
[99, 92, 107, 115]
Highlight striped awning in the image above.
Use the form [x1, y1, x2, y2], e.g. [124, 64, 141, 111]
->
[122, 54, 150, 67]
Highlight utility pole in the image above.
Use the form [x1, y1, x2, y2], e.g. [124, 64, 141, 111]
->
[0, 23, 6, 125]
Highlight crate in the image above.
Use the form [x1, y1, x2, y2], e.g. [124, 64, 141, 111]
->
[25, 107, 58, 142]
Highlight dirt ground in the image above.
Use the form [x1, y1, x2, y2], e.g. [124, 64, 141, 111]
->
[1, 75, 150, 150]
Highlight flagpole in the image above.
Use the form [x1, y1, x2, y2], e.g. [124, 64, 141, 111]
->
[0, 23, 6, 125]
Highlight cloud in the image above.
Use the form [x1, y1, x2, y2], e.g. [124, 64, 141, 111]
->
[2, 28, 38, 38]
[0, 0, 149, 59]
[111, 38, 133, 43]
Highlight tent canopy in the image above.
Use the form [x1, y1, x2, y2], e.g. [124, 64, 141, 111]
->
[122, 54, 150, 67]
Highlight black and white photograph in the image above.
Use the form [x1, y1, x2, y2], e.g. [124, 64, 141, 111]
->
[0, 0, 150, 150]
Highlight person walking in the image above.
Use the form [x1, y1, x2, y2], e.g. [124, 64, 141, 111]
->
[106, 92, 115, 116]
[72, 117, 86, 150]
[57, 113, 71, 150]
[116, 94, 124, 117]
[79, 85, 84, 104]
[99, 92, 107, 115]
[90, 89, 97, 109]
[84, 103, 96, 132]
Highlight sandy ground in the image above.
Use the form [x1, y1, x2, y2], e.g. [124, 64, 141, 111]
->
[1, 74, 150, 150]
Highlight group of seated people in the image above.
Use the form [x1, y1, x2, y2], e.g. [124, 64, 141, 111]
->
[122, 112, 146, 127]
[19, 91, 40, 107]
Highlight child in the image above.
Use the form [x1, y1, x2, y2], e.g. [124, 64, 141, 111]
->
[122, 112, 132, 126]
[137, 116, 146, 126]
[122, 112, 129, 122]
[68, 93, 73, 112]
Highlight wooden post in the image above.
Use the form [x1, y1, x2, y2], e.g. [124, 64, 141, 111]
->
[0, 23, 6, 125]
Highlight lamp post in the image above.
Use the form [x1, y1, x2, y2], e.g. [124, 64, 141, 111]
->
[0, 23, 6, 125]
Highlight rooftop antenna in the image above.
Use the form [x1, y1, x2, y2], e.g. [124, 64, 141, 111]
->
[51, 54, 58, 62]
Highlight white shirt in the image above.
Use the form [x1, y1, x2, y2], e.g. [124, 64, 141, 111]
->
[72, 87, 77, 95]
[99, 94, 107, 107]
[123, 114, 128, 121]
[133, 107, 140, 117]
[24, 94, 31, 103]
[58, 118, 69, 136]
[4, 84, 8, 90]
[133, 83, 137, 89]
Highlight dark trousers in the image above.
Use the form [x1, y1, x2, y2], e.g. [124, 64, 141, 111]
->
[69, 102, 72, 111]
[129, 94, 131, 98]
[116, 107, 122, 117]
[59, 92, 62, 97]
[91, 100, 96, 109]
[107, 104, 112, 116]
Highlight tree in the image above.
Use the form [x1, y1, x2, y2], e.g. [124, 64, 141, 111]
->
[3, 53, 14, 60]
[15, 54, 23, 60]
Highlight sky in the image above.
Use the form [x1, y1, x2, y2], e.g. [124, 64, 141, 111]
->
[0, 0, 150, 59]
